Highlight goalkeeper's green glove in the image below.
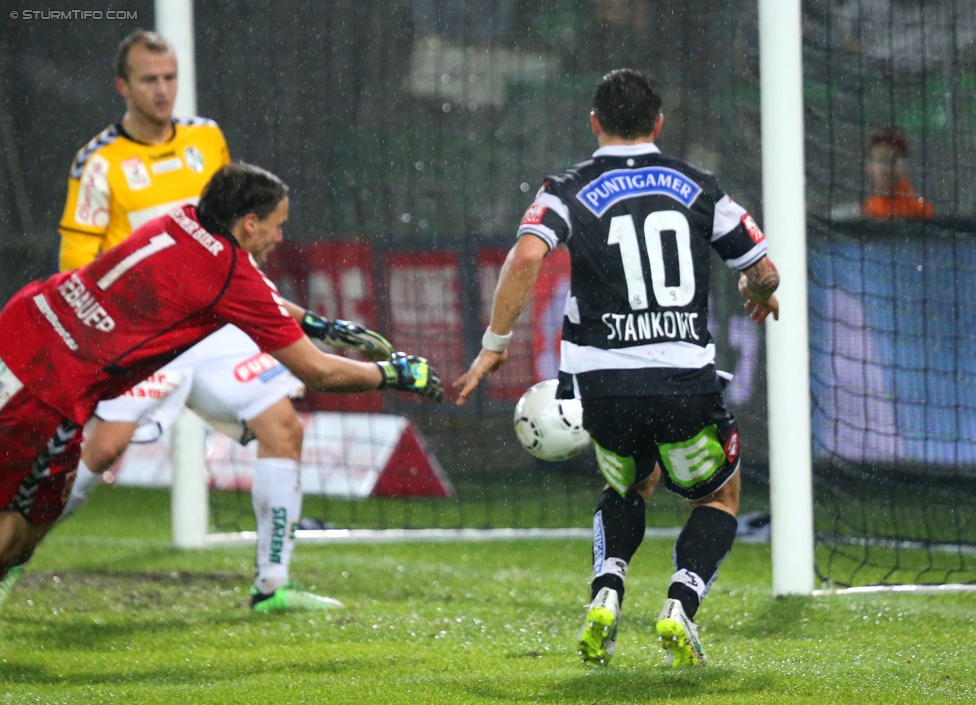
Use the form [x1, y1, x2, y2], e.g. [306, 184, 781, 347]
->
[377, 352, 444, 402]
[301, 312, 394, 362]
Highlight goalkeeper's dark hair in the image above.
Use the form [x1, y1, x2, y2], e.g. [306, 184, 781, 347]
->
[197, 162, 289, 230]
[593, 69, 662, 140]
[116, 29, 173, 80]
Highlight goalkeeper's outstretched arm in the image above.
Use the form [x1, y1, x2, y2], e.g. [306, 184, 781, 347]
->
[271, 336, 442, 402]
[281, 300, 394, 361]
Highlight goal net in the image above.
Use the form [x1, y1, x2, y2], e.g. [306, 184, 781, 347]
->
[804, 0, 976, 589]
[183, 0, 775, 545]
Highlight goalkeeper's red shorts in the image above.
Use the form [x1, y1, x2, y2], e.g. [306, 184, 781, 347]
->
[0, 385, 82, 525]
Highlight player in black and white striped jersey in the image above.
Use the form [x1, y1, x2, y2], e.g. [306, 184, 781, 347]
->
[455, 69, 779, 668]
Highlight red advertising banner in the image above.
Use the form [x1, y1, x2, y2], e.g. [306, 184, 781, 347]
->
[530, 247, 572, 383]
[306, 241, 377, 324]
[264, 241, 574, 409]
[383, 251, 465, 403]
[302, 240, 383, 412]
[476, 247, 534, 401]
[262, 242, 309, 308]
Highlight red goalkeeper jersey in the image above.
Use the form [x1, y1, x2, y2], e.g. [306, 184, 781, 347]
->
[0, 205, 304, 424]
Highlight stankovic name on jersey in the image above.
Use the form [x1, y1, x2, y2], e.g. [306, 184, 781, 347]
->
[602, 311, 700, 342]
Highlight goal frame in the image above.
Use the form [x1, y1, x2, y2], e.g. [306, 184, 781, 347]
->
[758, 0, 816, 597]
[165, 1, 819, 596]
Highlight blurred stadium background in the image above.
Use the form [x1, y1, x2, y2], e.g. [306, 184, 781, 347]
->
[2, 1, 976, 589]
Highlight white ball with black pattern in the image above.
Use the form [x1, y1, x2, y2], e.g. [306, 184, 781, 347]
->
[513, 379, 590, 462]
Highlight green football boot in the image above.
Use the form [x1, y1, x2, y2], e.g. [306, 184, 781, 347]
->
[250, 580, 345, 613]
[577, 586, 620, 665]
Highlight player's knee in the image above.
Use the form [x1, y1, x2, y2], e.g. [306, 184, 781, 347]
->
[252, 407, 304, 460]
[82, 435, 128, 473]
[692, 470, 740, 516]
[596, 486, 646, 522]
[632, 464, 661, 502]
[279, 414, 304, 455]
[596, 487, 647, 544]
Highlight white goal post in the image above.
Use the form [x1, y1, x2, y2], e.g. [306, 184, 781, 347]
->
[758, 0, 815, 596]
[156, 0, 210, 550]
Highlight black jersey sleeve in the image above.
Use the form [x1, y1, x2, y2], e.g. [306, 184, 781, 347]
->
[710, 193, 769, 271]
[515, 179, 572, 250]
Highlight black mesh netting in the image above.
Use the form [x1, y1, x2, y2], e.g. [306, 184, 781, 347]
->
[805, 0, 976, 587]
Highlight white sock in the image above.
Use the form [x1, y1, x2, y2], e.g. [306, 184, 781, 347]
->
[61, 459, 103, 520]
[251, 458, 302, 595]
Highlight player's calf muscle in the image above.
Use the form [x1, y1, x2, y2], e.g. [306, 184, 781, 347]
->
[0, 511, 50, 573]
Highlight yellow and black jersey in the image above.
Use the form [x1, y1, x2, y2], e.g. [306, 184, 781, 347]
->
[58, 116, 230, 271]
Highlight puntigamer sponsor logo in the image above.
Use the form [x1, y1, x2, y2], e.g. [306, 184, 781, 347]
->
[577, 167, 702, 217]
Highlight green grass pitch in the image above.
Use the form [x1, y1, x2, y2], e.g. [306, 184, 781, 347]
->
[2, 487, 975, 704]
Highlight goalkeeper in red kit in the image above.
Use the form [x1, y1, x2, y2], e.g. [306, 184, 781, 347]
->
[0, 162, 443, 590]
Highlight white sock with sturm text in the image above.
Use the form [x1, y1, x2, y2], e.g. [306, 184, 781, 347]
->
[251, 458, 302, 595]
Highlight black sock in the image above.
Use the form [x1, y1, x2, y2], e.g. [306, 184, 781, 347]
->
[590, 487, 646, 604]
[668, 505, 738, 619]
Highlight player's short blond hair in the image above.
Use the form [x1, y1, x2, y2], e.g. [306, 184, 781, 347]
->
[116, 29, 174, 80]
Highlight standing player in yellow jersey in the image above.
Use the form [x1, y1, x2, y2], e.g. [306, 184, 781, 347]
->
[0, 30, 392, 613]
[58, 33, 229, 269]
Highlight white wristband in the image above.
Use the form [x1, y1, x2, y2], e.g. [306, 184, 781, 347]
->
[481, 327, 513, 353]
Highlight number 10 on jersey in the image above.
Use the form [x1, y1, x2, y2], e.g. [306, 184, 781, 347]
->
[607, 210, 695, 310]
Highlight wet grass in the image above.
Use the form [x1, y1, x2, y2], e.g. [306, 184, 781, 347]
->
[1, 486, 975, 703]
[209, 471, 774, 533]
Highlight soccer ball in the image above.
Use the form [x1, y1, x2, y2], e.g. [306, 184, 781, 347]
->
[513, 379, 590, 461]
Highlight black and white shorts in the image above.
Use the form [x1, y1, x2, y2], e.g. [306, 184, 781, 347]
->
[582, 393, 740, 502]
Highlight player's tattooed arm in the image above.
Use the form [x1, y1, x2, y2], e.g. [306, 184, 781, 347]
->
[742, 257, 779, 301]
[738, 257, 780, 324]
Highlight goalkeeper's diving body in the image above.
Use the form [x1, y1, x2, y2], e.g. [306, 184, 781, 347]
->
[5, 29, 401, 613]
[0, 161, 444, 611]
[454, 69, 779, 668]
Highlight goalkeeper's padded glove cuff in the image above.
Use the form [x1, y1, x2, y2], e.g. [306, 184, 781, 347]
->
[376, 361, 399, 390]
[301, 311, 333, 340]
[304, 312, 394, 362]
